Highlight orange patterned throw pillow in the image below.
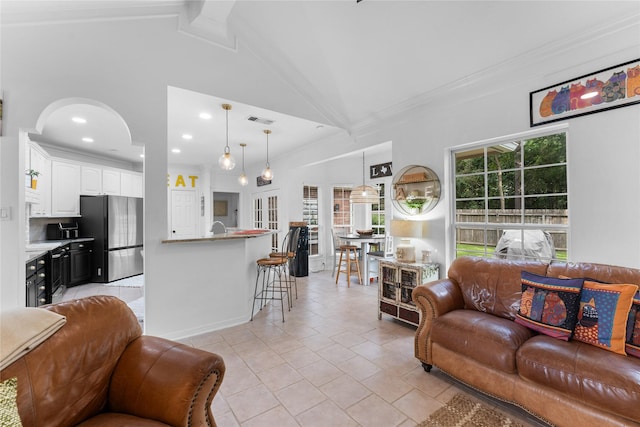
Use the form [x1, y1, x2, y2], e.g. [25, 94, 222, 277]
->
[574, 281, 638, 355]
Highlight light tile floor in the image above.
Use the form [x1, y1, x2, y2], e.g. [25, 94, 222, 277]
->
[63, 271, 550, 427]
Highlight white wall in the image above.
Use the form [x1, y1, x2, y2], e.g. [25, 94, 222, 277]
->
[2, 12, 640, 338]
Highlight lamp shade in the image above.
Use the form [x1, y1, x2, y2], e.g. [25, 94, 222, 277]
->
[350, 185, 379, 204]
[390, 219, 425, 238]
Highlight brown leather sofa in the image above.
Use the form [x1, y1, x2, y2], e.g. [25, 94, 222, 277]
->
[1, 295, 225, 426]
[413, 256, 640, 427]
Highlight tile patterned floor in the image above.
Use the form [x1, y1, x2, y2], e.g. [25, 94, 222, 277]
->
[63, 270, 549, 427]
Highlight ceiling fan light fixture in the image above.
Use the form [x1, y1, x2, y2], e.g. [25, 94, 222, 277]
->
[218, 103, 236, 171]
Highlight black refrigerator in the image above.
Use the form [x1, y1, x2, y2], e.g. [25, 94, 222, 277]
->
[79, 195, 143, 283]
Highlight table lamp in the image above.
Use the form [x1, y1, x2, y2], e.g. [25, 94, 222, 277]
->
[390, 219, 425, 262]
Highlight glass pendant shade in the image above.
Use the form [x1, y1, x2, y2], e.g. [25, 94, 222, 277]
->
[350, 152, 379, 203]
[261, 164, 273, 180]
[219, 103, 236, 171]
[218, 148, 236, 170]
[238, 143, 248, 186]
[238, 172, 248, 186]
[261, 129, 273, 180]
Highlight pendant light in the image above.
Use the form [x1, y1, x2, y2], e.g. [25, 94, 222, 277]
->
[218, 103, 236, 170]
[238, 143, 248, 186]
[350, 152, 379, 204]
[261, 129, 273, 180]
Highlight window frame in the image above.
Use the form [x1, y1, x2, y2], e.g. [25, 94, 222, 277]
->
[447, 123, 570, 265]
[303, 184, 320, 256]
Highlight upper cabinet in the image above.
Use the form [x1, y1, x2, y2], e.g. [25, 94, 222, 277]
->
[392, 165, 441, 216]
[80, 167, 142, 198]
[80, 166, 103, 196]
[120, 171, 143, 198]
[28, 142, 52, 217]
[51, 160, 81, 217]
[28, 147, 143, 217]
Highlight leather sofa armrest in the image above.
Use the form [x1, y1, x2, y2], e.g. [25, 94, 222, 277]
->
[108, 336, 225, 427]
[412, 279, 464, 365]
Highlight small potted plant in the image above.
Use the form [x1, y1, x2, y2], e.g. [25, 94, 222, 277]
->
[26, 169, 40, 189]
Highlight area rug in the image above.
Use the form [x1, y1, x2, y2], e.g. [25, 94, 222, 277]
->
[419, 393, 524, 427]
[104, 274, 144, 288]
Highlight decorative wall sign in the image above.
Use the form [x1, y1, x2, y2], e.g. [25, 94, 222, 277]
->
[370, 161, 392, 179]
[530, 58, 640, 127]
[257, 176, 272, 187]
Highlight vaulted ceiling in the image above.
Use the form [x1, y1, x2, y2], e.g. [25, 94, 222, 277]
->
[4, 1, 639, 166]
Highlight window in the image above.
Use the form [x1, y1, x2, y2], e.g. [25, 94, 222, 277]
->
[332, 186, 352, 236]
[303, 185, 319, 255]
[453, 128, 568, 261]
[371, 183, 386, 235]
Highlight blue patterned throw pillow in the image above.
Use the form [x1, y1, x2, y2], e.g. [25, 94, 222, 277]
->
[515, 271, 584, 341]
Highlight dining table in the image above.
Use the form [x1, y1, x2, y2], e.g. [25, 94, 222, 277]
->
[337, 233, 386, 285]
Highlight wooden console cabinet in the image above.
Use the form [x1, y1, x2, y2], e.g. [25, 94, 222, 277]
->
[378, 259, 439, 326]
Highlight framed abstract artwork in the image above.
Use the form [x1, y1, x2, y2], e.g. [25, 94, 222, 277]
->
[530, 58, 640, 127]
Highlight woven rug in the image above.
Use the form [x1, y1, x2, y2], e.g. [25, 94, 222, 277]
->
[419, 394, 524, 427]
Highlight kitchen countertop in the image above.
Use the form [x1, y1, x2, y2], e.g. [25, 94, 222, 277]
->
[25, 238, 95, 263]
[162, 229, 275, 244]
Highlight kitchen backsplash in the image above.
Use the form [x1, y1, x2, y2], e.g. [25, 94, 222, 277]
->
[29, 217, 75, 242]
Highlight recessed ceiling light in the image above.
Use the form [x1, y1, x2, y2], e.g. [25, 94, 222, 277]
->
[171, 148, 181, 153]
[82, 137, 94, 143]
[72, 117, 87, 124]
[139, 154, 145, 158]
[199, 112, 212, 120]
[182, 133, 193, 140]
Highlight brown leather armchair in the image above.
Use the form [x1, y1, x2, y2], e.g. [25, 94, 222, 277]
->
[1, 295, 225, 426]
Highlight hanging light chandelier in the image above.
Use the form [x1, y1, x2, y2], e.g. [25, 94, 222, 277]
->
[350, 152, 379, 204]
[261, 129, 273, 180]
[238, 143, 248, 186]
[218, 103, 236, 170]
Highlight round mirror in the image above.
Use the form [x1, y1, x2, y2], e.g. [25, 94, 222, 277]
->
[392, 165, 441, 215]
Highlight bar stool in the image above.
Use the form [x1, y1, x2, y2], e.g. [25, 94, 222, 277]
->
[335, 244, 362, 286]
[251, 256, 289, 322]
[269, 227, 300, 304]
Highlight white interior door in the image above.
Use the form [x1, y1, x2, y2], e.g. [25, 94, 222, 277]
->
[252, 189, 280, 250]
[171, 189, 197, 239]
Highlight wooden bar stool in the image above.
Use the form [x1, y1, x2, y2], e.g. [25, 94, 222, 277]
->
[251, 256, 289, 322]
[335, 244, 362, 286]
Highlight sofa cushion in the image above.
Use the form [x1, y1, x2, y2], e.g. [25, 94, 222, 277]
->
[448, 256, 548, 319]
[514, 271, 583, 341]
[574, 281, 637, 355]
[431, 310, 533, 374]
[517, 335, 640, 421]
[626, 290, 640, 358]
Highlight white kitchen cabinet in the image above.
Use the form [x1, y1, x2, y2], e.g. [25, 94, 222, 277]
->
[120, 171, 143, 198]
[80, 166, 103, 195]
[51, 160, 81, 216]
[29, 142, 51, 217]
[102, 169, 121, 195]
